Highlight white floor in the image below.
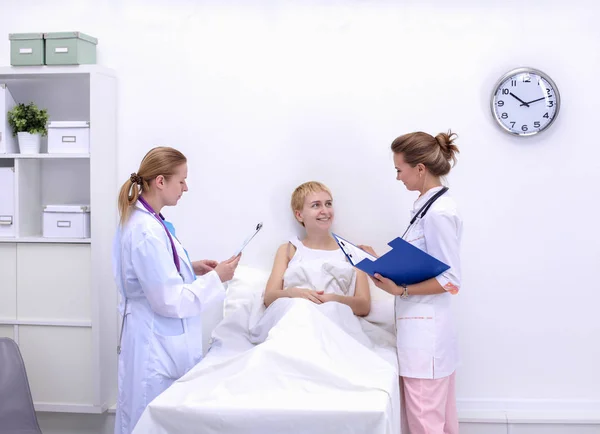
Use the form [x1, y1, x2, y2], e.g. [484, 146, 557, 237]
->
[36, 412, 600, 434]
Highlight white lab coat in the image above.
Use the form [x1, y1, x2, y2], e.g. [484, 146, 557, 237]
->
[112, 202, 225, 434]
[395, 186, 463, 380]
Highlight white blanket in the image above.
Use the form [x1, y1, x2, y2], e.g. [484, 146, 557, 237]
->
[133, 292, 400, 434]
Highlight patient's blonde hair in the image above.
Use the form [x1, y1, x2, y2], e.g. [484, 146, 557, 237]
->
[291, 181, 332, 226]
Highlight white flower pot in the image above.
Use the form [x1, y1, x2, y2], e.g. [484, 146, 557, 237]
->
[17, 132, 42, 154]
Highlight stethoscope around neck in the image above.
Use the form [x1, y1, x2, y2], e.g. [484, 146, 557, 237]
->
[137, 195, 181, 274]
[401, 186, 449, 239]
[117, 195, 182, 356]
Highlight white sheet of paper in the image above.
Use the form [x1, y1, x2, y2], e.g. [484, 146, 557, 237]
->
[332, 234, 377, 265]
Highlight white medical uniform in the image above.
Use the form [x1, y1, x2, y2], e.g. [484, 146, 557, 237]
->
[395, 186, 463, 380]
[113, 201, 225, 434]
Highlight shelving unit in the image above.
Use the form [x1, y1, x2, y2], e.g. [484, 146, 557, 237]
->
[0, 65, 117, 414]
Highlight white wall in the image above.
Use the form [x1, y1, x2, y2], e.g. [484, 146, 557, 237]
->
[2, 0, 599, 430]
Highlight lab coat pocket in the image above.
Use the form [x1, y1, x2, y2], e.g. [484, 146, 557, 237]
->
[395, 299, 435, 351]
[150, 318, 190, 380]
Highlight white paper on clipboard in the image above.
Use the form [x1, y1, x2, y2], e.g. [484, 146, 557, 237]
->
[332, 233, 378, 265]
[234, 222, 263, 256]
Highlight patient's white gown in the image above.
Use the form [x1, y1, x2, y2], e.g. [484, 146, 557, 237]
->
[283, 236, 357, 296]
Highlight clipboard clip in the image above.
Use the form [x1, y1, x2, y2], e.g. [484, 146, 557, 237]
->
[234, 222, 263, 256]
[332, 233, 377, 266]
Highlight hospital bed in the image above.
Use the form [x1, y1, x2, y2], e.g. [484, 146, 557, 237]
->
[133, 265, 400, 434]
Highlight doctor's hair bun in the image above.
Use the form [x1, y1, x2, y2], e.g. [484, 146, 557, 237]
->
[391, 129, 460, 177]
[435, 130, 459, 165]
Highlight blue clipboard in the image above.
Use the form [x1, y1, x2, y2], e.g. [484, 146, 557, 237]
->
[332, 233, 450, 286]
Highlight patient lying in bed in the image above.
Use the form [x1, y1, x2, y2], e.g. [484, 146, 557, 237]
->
[131, 182, 400, 434]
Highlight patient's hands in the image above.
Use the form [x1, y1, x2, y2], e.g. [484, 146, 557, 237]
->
[286, 287, 325, 304]
[315, 293, 338, 304]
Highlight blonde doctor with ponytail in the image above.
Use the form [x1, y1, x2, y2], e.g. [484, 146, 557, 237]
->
[361, 131, 463, 434]
[112, 146, 240, 434]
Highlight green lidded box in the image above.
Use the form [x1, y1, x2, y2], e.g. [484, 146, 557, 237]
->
[9, 33, 45, 66]
[44, 32, 98, 65]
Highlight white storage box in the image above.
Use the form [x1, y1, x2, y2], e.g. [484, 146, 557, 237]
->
[0, 167, 16, 237]
[47, 121, 90, 154]
[43, 204, 90, 238]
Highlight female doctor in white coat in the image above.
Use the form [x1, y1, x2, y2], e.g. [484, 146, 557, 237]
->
[113, 146, 240, 434]
[361, 131, 462, 434]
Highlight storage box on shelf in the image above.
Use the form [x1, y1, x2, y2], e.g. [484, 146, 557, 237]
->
[9, 32, 98, 66]
[9, 33, 45, 66]
[0, 65, 117, 414]
[44, 32, 97, 66]
[43, 205, 91, 238]
[48, 121, 90, 153]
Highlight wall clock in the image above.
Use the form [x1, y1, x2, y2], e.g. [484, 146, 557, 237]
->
[491, 67, 560, 136]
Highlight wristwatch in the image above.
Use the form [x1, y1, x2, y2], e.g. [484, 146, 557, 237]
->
[399, 284, 409, 298]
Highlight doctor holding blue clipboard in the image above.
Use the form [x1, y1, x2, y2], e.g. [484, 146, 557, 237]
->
[358, 130, 463, 434]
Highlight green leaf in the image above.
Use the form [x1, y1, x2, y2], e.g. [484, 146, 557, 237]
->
[7, 102, 49, 137]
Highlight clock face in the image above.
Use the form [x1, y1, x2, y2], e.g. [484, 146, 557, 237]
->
[491, 68, 560, 136]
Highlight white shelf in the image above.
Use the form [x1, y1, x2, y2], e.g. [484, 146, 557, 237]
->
[0, 153, 90, 159]
[0, 64, 118, 413]
[0, 319, 92, 327]
[0, 65, 116, 78]
[0, 237, 91, 244]
[34, 402, 107, 414]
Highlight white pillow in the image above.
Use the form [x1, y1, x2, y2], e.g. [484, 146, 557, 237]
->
[223, 265, 270, 318]
[367, 277, 395, 302]
[363, 277, 395, 334]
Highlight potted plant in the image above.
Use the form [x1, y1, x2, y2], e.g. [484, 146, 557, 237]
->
[7, 102, 49, 154]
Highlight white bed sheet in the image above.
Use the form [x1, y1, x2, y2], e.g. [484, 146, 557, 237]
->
[133, 278, 400, 434]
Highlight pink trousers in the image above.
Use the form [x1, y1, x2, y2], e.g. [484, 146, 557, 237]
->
[400, 372, 459, 434]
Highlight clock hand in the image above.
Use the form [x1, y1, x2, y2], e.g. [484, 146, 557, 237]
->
[520, 97, 546, 106]
[509, 92, 530, 107]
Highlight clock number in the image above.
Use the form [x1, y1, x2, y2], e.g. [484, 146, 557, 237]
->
[523, 76, 531, 83]
[546, 88, 552, 95]
[547, 101, 554, 107]
[510, 122, 516, 128]
[534, 121, 541, 128]
[522, 125, 528, 132]
[511, 79, 517, 86]
[497, 100, 504, 107]
[543, 113, 549, 119]
[502, 88, 509, 95]
[501, 113, 508, 119]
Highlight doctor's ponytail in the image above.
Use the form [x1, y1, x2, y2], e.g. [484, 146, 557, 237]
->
[117, 147, 187, 225]
[391, 130, 459, 177]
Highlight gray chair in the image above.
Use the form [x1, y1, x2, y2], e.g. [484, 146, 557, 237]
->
[0, 337, 42, 434]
